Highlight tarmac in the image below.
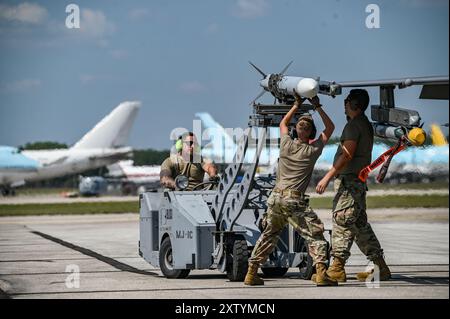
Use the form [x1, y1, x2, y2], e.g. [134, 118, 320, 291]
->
[0, 209, 448, 299]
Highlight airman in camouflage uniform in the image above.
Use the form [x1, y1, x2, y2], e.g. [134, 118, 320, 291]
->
[244, 94, 337, 286]
[315, 89, 391, 282]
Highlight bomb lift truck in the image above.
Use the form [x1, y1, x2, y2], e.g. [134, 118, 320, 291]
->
[138, 101, 330, 281]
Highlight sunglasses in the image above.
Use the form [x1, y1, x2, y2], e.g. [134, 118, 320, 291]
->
[184, 141, 195, 146]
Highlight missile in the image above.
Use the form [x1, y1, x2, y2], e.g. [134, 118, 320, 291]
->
[373, 123, 426, 146]
[260, 75, 319, 99]
[250, 61, 341, 104]
[373, 123, 406, 140]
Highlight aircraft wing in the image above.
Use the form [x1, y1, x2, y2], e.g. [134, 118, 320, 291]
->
[337, 76, 449, 100]
[43, 156, 68, 166]
[88, 148, 132, 162]
[337, 76, 449, 88]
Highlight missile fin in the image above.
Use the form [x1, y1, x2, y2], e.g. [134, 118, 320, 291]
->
[249, 61, 267, 78]
[279, 61, 293, 75]
[250, 89, 266, 105]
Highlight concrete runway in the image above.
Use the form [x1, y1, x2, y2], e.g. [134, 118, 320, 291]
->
[0, 211, 448, 299]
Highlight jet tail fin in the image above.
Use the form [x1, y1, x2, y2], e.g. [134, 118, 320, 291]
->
[72, 101, 141, 149]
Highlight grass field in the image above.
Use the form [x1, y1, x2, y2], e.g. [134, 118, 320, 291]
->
[0, 195, 447, 216]
[309, 194, 449, 210]
[305, 181, 449, 192]
[17, 181, 448, 196]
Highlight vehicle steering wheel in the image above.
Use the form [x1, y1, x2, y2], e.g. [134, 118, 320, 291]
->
[192, 180, 219, 191]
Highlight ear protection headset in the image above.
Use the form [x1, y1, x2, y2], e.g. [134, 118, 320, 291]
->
[175, 133, 201, 153]
[175, 136, 183, 152]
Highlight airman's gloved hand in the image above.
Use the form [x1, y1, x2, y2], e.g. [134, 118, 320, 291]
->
[209, 175, 220, 183]
[308, 96, 322, 110]
[293, 88, 306, 105]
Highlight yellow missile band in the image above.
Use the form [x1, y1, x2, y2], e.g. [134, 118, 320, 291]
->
[407, 127, 426, 146]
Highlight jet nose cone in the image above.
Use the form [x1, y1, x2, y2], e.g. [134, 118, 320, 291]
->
[296, 78, 319, 98]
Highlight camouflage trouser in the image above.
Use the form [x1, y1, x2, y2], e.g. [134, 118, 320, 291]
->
[249, 192, 328, 266]
[331, 176, 383, 262]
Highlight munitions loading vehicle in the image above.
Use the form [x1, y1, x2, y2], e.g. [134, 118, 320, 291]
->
[139, 61, 447, 280]
[138, 101, 332, 281]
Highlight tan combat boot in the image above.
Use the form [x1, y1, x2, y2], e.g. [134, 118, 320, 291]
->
[326, 257, 347, 282]
[315, 263, 338, 286]
[356, 257, 391, 282]
[310, 257, 346, 283]
[244, 263, 264, 286]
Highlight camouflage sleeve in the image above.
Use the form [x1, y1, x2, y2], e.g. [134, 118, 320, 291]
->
[341, 121, 360, 142]
[160, 158, 174, 178]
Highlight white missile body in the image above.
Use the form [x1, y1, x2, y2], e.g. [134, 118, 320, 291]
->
[260, 75, 319, 99]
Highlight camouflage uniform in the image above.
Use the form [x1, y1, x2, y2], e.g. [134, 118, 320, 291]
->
[331, 175, 383, 262]
[330, 113, 384, 262]
[249, 189, 328, 266]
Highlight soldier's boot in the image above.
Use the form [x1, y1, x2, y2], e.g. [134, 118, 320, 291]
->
[244, 263, 264, 286]
[315, 263, 338, 286]
[325, 257, 347, 282]
[356, 257, 391, 282]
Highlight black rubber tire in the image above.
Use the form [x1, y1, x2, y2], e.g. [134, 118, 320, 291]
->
[297, 236, 315, 280]
[261, 267, 289, 278]
[159, 237, 190, 279]
[226, 239, 249, 282]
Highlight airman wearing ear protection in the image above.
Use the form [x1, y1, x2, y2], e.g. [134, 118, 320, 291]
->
[315, 89, 391, 284]
[160, 132, 218, 191]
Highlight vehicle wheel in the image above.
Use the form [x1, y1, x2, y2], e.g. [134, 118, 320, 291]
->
[261, 267, 289, 278]
[296, 236, 314, 280]
[159, 237, 190, 279]
[226, 239, 248, 282]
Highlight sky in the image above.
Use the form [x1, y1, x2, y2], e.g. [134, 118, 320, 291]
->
[0, 0, 448, 150]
